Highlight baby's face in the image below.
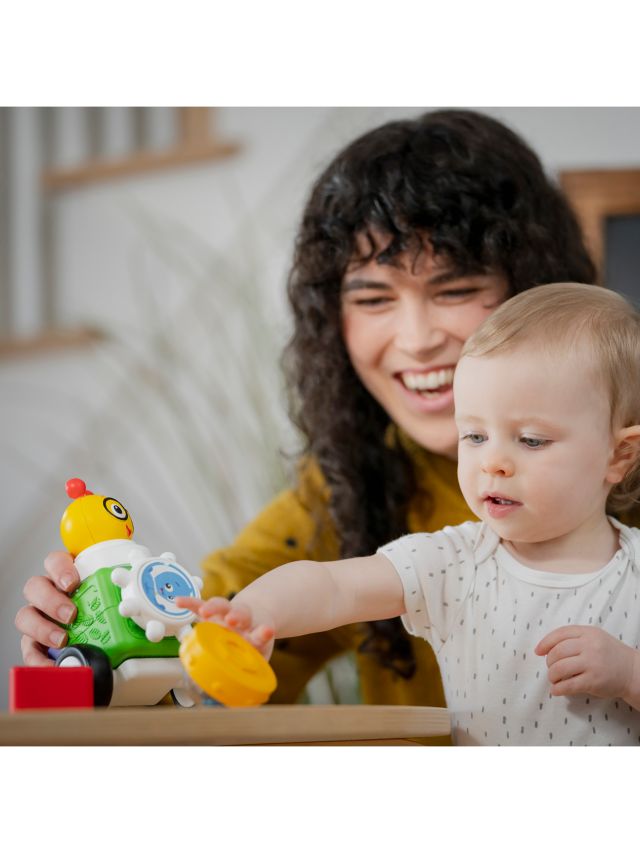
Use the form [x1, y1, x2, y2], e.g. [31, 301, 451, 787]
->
[454, 346, 615, 543]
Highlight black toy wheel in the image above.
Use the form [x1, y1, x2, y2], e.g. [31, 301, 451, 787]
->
[56, 645, 114, 707]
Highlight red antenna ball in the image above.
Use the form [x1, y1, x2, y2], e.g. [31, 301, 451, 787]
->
[65, 478, 93, 499]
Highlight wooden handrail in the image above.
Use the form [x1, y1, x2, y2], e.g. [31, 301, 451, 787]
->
[42, 108, 239, 192]
[0, 327, 105, 359]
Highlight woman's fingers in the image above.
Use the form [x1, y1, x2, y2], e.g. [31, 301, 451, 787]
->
[20, 635, 56, 667]
[16, 553, 78, 665]
[15, 603, 68, 650]
[22, 575, 76, 624]
[18, 574, 74, 654]
[43, 551, 80, 593]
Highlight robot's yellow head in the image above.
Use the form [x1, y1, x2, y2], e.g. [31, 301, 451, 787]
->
[60, 478, 134, 558]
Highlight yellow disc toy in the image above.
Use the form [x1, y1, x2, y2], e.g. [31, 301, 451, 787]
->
[179, 621, 277, 707]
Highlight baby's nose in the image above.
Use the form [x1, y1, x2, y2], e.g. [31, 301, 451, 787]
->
[481, 450, 515, 477]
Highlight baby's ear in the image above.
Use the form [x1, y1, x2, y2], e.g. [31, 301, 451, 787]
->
[607, 425, 640, 484]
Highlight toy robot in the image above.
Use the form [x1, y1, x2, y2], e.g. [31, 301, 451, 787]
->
[53, 478, 276, 708]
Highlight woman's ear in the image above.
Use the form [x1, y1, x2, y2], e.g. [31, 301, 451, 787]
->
[606, 426, 640, 484]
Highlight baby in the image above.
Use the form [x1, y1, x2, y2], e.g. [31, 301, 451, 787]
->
[178, 283, 640, 745]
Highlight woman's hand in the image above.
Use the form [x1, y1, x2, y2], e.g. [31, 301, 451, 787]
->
[14, 551, 80, 666]
[175, 595, 275, 656]
[535, 625, 639, 702]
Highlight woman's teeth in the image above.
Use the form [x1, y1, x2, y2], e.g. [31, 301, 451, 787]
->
[401, 368, 455, 395]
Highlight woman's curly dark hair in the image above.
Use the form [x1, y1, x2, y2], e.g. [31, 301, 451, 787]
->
[283, 109, 596, 678]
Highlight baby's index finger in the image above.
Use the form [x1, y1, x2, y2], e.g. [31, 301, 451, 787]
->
[176, 596, 233, 623]
[535, 625, 584, 656]
[174, 596, 206, 616]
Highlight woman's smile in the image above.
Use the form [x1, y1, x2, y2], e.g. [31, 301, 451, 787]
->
[394, 366, 456, 413]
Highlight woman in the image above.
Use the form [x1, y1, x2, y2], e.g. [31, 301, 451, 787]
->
[15, 109, 598, 726]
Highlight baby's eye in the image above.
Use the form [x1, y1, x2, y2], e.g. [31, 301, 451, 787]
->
[460, 433, 486, 445]
[520, 437, 549, 449]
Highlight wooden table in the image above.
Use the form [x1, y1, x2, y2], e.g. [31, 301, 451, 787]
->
[0, 704, 450, 746]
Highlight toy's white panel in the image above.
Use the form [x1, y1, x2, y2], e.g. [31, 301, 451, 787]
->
[110, 657, 186, 706]
[74, 540, 148, 581]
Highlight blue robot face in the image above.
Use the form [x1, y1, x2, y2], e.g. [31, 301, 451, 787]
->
[155, 571, 193, 602]
[139, 561, 199, 618]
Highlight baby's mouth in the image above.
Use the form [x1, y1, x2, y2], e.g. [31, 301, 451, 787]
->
[483, 494, 522, 506]
[398, 367, 455, 398]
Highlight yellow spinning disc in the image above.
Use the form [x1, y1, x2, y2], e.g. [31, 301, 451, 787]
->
[179, 622, 277, 706]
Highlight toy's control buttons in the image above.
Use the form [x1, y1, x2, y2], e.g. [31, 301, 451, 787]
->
[112, 551, 203, 642]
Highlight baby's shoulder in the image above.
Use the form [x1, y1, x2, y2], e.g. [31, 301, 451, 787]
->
[386, 520, 489, 562]
[609, 516, 640, 568]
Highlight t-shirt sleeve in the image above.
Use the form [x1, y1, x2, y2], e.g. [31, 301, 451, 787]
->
[378, 522, 481, 653]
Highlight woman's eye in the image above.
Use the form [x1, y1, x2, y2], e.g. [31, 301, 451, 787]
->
[520, 437, 549, 449]
[352, 297, 393, 307]
[439, 288, 479, 300]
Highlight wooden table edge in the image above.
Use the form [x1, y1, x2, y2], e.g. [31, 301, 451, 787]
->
[0, 704, 451, 746]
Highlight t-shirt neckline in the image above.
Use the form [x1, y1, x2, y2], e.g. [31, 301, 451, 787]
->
[496, 543, 626, 588]
[490, 516, 632, 588]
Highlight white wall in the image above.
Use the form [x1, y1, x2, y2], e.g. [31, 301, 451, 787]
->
[2, 107, 640, 710]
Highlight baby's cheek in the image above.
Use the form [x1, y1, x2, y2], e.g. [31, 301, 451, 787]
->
[456, 452, 474, 489]
[457, 467, 478, 510]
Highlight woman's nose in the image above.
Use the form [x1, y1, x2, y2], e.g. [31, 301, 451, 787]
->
[395, 303, 447, 357]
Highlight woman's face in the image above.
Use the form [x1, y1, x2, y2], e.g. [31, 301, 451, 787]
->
[341, 231, 510, 459]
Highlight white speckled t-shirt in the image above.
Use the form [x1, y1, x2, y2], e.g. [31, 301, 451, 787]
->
[378, 517, 640, 746]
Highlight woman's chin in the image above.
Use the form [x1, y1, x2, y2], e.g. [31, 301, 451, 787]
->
[399, 421, 459, 459]
[427, 439, 458, 460]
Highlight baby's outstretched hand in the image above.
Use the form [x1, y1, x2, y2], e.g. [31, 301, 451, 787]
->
[535, 625, 637, 701]
[175, 595, 275, 656]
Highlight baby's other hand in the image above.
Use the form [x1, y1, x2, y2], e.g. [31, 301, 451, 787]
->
[175, 595, 275, 656]
[535, 625, 636, 701]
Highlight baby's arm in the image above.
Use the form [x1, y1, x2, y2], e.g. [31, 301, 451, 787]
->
[536, 626, 640, 710]
[176, 553, 406, 657]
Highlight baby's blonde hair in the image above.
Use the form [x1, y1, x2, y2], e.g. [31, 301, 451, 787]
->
[461, 282, 640, 512]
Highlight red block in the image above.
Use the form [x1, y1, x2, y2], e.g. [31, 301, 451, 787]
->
[9, 666, 94, 712]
